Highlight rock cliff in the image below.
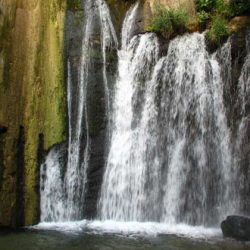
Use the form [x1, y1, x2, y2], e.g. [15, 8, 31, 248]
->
[0, 0, 66, 227]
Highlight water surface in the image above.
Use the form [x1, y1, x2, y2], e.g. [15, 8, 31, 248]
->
[1, 221, 250, 250]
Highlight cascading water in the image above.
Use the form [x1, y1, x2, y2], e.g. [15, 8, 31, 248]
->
[99, 33, 160, 221]
[98, 0, 159, 222]
[160, 36, 235, 225]
[40, 0, 117, 222]
[234, 32, 250, 213]
[98, 5, 249, 226]
[40, 0, 250, 231]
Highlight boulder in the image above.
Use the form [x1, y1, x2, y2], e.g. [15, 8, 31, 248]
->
[221, 215, 250, 241]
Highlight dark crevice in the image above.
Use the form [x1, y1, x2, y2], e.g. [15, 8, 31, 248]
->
[15, 126, 25, 227]
[36, 133, 45, 223]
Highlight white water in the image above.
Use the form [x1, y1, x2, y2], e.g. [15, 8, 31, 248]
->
[34, 220, 221, 238]
[40, 0, 250, 235]
[121, 2, 139, 49]
[234, 31, 250, 213]
[99, 8, 242, 225]
[99, 31, 159, 220]
[40, 147, 65, 222]
[160, 36, 235, 225]
[40, 0, 117, 222]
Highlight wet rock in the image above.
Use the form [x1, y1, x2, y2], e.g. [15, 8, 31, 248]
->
[229, 16, 250, 33]
[221, 215, 250, 241]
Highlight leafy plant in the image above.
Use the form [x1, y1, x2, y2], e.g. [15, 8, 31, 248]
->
[207, 16, 230, 44]
[147, 4, 188, 38]
[196, 0, 231, 33]
[214, 0, 231, 17]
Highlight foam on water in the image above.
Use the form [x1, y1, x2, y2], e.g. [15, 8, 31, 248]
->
[33, 221, 221, 239]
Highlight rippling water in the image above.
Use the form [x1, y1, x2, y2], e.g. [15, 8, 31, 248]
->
[1, 221, 250, 250]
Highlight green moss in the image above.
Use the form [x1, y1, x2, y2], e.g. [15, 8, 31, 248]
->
[147, 4, 189, 38]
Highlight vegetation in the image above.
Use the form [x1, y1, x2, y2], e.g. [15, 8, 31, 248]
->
[207, 15, 230, 44]
[196, 0, 230, 26]
[196, 0, 250, 25]
[148, 0, 249, 43]
[147, 4, 189, 38]
[195, 0, 250, 45]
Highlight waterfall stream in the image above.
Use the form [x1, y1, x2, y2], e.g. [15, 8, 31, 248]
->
[40, 0, 117, 222]
[99, 30, 235, 226]
[98, 4, 250, 226]
[40, 0, 250, 229]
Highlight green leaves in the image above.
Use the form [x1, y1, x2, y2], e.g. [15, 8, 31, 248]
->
[207, 16, 230, 44]
[195, 0, 232, 44]
[147, 4, 188, 38]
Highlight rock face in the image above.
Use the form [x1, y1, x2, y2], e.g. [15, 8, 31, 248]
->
[0, 0, 66, 227]
[221, 216, 250, 241]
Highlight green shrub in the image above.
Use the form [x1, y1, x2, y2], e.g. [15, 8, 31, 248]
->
[196, 0, 230, 17]
[207, 16, 230, 44]
[170, 9, 189, 28]
[214, 0, 230, 17]
[196, 0, 231, 32]
[147, 4, 188, 38]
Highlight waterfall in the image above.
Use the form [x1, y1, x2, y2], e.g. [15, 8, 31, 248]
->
[98, 7, 248, 225]
[160, 36, 235, 225]
[40, 0, 250, 228]
[121, 1, 139, 49]
[40, 0, 117, 222]
[40, 145, 66, 222]
[235, 32, 250, 213]
[99, 32, 160, 221]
